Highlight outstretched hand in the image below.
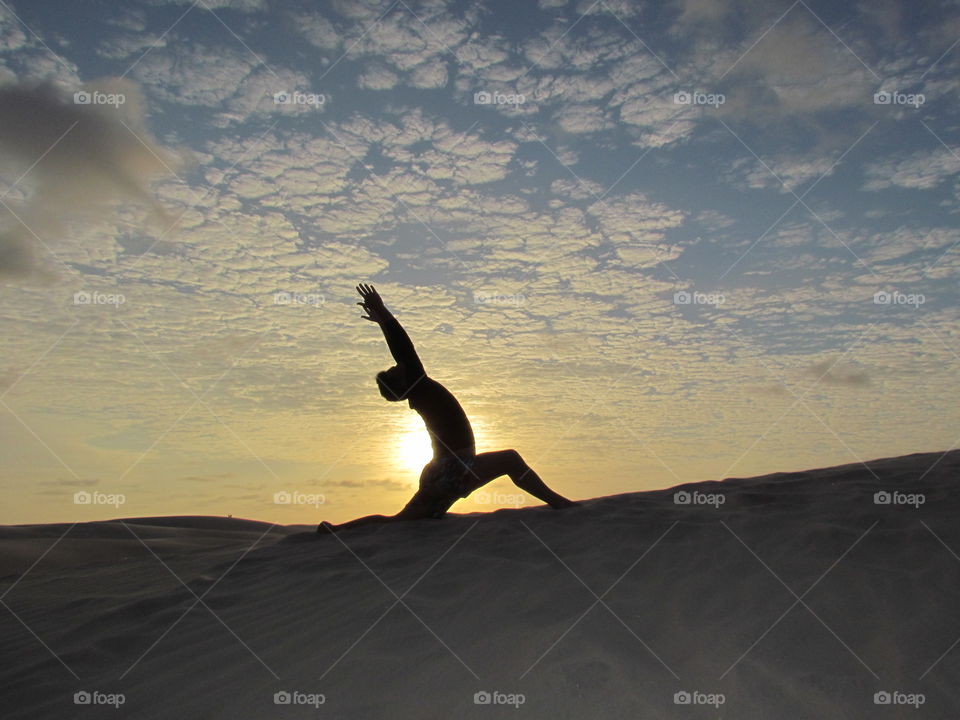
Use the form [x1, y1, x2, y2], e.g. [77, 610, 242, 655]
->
[356, 283, 387, 323]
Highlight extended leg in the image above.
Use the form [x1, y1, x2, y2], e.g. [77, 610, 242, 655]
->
[466, 449, 577, 509]
[319, 514, 392, 533]
[317, 488, 443, 534]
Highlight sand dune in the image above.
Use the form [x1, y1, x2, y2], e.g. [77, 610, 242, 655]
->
[2, 450, 958, 718]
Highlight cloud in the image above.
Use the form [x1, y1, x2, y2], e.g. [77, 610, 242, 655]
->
[673, 0, 732, 25]
[0, 79, 182, 282]
[550, 177, 605, 200]
[37, 477, 99, 488]
[218, 67, 323, 126]
[863, 148, 960, 191]
[358, 63, 400, 90]
[727, 154, 839, 194]
[178, 473, 237, 483]
[588, 193, 686, 266]
[0, 5, 28, 53]
[574, 0, 642, 16]
[97, 31, 169, 60]
[324, 477, 409, 492]
[410, 60, 448, 89]
[151, 0, 267, 11]
[327, 1, 471, 75]
[852, 226, 958, 268]
[676, 7, 876, 125]
[554, 103, 612, 134]
[293, 12, 341, 50]
[132, 43, 257, 106]
[803, 359, 871, 387]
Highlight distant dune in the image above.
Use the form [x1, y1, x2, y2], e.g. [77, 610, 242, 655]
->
[2, 450, 958, 719]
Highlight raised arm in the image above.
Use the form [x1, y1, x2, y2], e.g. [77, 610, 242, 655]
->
[356, 283, 425, 376]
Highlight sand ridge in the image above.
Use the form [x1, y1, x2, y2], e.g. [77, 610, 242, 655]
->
[1, 450, 958, 718]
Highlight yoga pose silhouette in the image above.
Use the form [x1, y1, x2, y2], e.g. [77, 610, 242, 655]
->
[319, 284, 576, 533]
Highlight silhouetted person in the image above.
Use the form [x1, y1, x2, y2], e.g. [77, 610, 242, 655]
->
[319, 283, 576, 533]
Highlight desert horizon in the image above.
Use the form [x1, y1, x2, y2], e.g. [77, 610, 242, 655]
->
[3, 449, 958, 718]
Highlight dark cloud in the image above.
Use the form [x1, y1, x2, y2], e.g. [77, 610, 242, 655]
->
[0, 78, 181, 282]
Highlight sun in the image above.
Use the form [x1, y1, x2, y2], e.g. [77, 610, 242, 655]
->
[394, 414, 434, 477]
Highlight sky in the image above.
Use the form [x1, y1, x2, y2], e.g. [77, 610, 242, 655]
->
[0, 0, 958, 525]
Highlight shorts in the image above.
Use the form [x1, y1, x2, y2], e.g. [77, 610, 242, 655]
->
[416, 450, 477, 517]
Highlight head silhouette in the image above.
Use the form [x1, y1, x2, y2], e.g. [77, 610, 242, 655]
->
[376, 366, 414, 402]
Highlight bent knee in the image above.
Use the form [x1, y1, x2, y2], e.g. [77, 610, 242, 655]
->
[504, 450, 534, 485]
[503, 449, 525, 468]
